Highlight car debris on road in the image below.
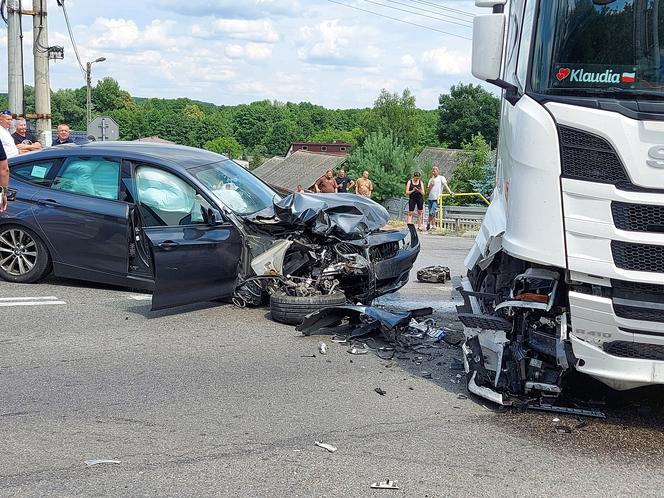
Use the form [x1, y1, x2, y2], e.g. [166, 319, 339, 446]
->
[370, 480, 399, 490]
[416, 265, 451, 283]
[314, 441, 337, 453]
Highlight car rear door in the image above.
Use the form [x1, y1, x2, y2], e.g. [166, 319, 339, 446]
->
[132, 164, 243, 310]
[31, 155, 131, 279]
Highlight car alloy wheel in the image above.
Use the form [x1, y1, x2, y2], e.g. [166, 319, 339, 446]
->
[0, 227, 38, 276]
[0, 225, 51, 283]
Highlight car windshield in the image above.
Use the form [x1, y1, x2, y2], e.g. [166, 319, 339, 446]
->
[189, 160, 278, 215]
[532, 0, 664, 98]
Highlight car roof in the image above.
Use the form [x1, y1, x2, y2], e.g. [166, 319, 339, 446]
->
[9, 142, 229, 170]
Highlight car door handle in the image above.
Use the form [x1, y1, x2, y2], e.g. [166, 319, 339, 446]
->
[36, 198, 59, 207]
[159, 241, 179, 251]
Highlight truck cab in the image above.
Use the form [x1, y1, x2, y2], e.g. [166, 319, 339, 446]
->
[460, 0, 664, 404]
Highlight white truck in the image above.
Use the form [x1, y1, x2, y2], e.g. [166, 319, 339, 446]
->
[459, 0, 664, 405]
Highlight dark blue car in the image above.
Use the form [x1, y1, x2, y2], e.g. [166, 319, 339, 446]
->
[1, 143, 419, 312]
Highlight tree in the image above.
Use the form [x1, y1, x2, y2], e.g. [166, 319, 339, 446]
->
[264, 119, 298, 156]
[204, 136, 243, 159]
[92, 77, 135, 114]
[248, 145, 267, 170]
[438, 83, 500, 149]
[346, 131, 417, 204]
[308, 127, 364, 146]
[448, 134, 493, 204]
[365, 88, 421, 151]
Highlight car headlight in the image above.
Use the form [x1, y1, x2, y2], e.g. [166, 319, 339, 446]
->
[401, 228, 412, 249]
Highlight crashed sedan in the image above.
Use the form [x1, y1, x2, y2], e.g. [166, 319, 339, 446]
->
[0, 142, 419, 313]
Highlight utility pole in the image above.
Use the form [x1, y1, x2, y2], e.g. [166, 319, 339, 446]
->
[86, 57, 106, 125]
[7, 0, 24, 117]
[33, 0, 52, 146]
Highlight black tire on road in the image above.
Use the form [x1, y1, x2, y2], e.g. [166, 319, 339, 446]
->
[270, 291, 347, 325]
[0, 224, 52, 283]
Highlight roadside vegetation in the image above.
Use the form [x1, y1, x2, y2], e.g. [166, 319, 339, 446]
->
[0, 81, 500, 203]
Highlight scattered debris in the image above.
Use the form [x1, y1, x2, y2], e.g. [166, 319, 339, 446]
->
[331, 336, 347, 343]
[84, 459, 121, 467]
[300, 354, 316, 358]
[370, 480, 399, 490]
[552, 417, 560, 423]
[319, 342, 328, 355]
[417, 265, 451, 283]
[421, 372, 433, 379]
[348, 347, 369, 355]
[457, 393, 468, 400]
[314, 441, 337, 453]
[374, 388, 387, 396]
[529, 403, 606, 419]
[555, 425, 572, 434]
[449, 358, 464, 371]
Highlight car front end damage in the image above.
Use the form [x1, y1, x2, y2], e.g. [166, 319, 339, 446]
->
[230, 193, 420, 306]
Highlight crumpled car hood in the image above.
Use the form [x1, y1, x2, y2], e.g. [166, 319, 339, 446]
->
[258, 193, 390, 239]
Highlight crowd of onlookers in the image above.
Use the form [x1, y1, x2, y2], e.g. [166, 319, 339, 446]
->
[0, 111, 77, 160]
[309, 165, 454, 232]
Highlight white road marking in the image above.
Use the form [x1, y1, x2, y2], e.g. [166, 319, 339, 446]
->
[129, 295, 152, 301]
[0, 296, 60, 302]
[0, 301, 67, 307]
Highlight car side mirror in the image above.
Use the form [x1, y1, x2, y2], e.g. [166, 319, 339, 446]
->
[208, 208, 225, 225]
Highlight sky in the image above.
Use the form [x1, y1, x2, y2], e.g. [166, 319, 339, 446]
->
[0, 0, 483, 110]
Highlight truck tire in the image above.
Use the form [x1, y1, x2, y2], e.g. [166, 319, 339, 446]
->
[270, 291, 347, 326]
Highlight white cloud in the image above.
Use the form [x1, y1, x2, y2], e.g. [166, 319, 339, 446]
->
[225, 44, 244, 59]
[213, 19, 279, 43]
[155, 0, 301, 19]
[245, 43, 272, 60]
[421, 47, 470, 76]
[401, 54, 416, 67]
[297, 20, 380, 67]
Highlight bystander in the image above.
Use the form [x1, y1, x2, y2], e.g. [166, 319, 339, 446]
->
[0, 111, 19, 158]
[12, 118, 42, 154]
[335, 168, 355, 193]
[355, 170, 373, 198]
[54, 123, 74, 145]
[315, 170, 338, 193]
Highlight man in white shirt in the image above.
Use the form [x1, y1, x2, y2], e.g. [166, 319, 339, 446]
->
[426, 166, 454, 231]
[0, 111, 19, 159]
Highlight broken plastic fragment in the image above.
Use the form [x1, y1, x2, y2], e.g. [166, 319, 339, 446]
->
[347, 347, 368, 355]
[84, 459, 121, 467]
[374, 387, 386, 396]
[319, 342, 328, 355]
[555, 425, 572, 434]
[314, 441, 337, 453]
[370, 480, 399, 490]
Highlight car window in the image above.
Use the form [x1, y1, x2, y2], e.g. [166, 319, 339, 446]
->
[11, 160, 59, 187]
[51, 157, 121, 200]
[135, 165, 212, 227]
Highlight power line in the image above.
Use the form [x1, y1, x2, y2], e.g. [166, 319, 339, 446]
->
[59, 0, 86, 75]
[377, 0, 473, 27]
[326, 0, 471, 40]
[410, 0, 475, 18]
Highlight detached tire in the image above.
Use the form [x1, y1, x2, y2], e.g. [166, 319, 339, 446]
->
[0, 225, 51, 283]
[270, 291, 346, 326]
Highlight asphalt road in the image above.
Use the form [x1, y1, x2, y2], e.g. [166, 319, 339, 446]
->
[2, 234, 664, 497]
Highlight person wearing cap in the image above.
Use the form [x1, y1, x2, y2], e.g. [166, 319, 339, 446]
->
[405, 171, 425, 231]
[0, 111, 19, 158]
[12, 117, 42, 154]
[0, 140, 8, 212]
[54, 123, 74, 145]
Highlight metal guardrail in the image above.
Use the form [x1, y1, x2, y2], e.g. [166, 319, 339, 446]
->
[437, 192, 490, 230]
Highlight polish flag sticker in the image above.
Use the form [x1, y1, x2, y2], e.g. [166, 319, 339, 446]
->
[621, 72, 637, 83]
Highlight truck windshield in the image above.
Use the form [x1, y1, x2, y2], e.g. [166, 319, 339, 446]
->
[532, 0, 664, 98]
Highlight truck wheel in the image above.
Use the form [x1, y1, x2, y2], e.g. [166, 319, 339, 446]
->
[270, 291, 347, 325]
[0, 225, 52, 283]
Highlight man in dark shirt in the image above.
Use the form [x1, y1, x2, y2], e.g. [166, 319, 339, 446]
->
[12, 118, 42, 154]
[315, 169, 338, 193]
[0, 141, 8, 212]
[335, 168, 355, 193]
[54, 123, 74, 145]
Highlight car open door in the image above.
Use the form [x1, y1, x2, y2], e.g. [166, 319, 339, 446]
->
[144, 219, 243, 310]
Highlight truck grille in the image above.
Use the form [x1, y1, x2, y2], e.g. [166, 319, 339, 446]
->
[611, 279, 664, 298]
[611, 241, 664, 273]
[558, 126, 630, 184]
[369, 241, 399, 262]
[613, 304, 664, 323]
[604, 341, 664, 361]
[612, 202, 664, 233]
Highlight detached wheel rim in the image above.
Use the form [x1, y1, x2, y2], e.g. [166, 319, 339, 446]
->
[0, 228, 38, 276]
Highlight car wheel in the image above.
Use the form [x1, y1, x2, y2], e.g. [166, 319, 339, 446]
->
[0, 225, 52, 283]
[270, 291, 347, 326]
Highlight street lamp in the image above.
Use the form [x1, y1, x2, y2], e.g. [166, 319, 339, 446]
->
[86, 57, 106, 126]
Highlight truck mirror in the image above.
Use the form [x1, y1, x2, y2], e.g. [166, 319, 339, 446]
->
[472, 13, 506, 82]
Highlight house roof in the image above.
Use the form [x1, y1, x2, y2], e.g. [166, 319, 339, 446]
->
[416, 147, 463, 179]
[253, 151, 347, 192]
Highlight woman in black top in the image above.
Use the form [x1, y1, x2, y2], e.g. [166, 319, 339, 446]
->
[405, 171, 425, 230]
